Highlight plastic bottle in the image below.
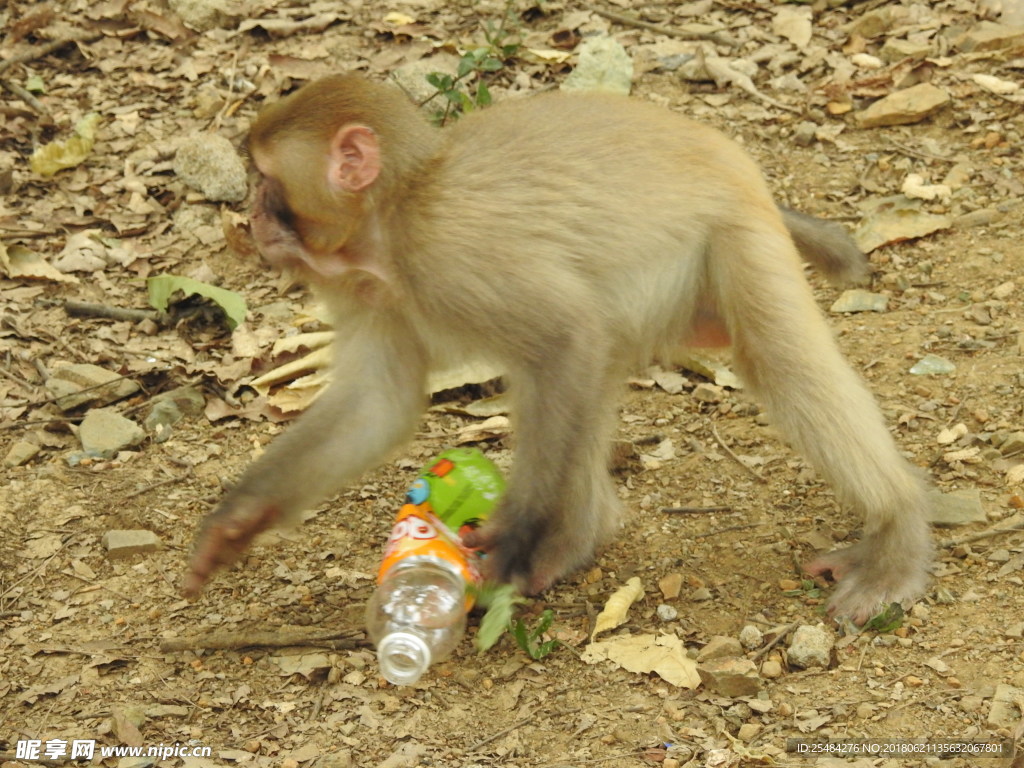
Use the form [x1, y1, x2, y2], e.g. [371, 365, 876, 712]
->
[365, 448, 504, 685]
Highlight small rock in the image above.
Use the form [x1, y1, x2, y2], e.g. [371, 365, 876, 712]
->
[988, 683, 1024, 728]
[102, 529, 162, 559]
[318, 750, 353, 768]
[856, 83, 950, 128]
[151, 385, 206, 418]
[737, 723, 761, 742]
[168, 0, 229, 31]
[787, 625, 833, 669]
[927, 489, 986, 526]
[851, 53, 883, 69]
[690, 586, 713, 602]
[78, 408, 146, 458]
[772, 5, 812, 48]
[830, 289, 889, 314]
[144, 400, 185, 443]
[692, 383, 723, 403]
[46, 363, 141, 411]
[4, 440, 41, 467]
[880, 37, 933, 61]
[739, 624, 763, 650]
[697, 635, 743, 661]
[988, 548, 1011, 563]
[956, 21, 1024, 52]
[936, 423, 968, 445]
[747, 697, 773, 714]
[760, 659, 783, 679]
[174, 134, 248, 202]
[656, 604, 678, 621]
[924, 656, 953, 676]
[697, 657, 760, 696]
[792, 121, 817, 147]
[992, 281, 1016, 300]
[392, 55, 461, 105]
[652, 369, 688, 395]
[659, 573, 683, 599]
[909, 354, 955, 375]
[955, 208, 1005, 228]
[855, 702, 876, 719]
[997, 431, 1024, 456]
[847, 7, 897, 38]
[561, 36, 633, 95]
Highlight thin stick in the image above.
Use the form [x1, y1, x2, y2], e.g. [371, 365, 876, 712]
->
[0, 33, 102, 75]
[584, 4, 738, 48]
[64, 300, 161, 323]
[710, 426, 767, 483]
[940, 521, 1024, 548]
[0, 78, 47, 112]
[751, 620, 799, 661]
[123, 472, 191, 500]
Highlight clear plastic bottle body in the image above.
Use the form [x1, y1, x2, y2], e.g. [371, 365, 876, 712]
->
[365, 556, 468, 686]
[366, 448, 504, 685]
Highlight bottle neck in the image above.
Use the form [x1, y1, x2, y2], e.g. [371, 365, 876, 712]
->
[375, 631, 431, 686]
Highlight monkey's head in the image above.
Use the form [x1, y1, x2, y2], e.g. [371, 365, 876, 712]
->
[246, 75, 436, 279]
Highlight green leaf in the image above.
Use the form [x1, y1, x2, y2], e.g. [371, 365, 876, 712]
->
[456, 56, 476, 79]
[475, 82, 492, 108]
[426, 72, 455, 91]
[147, 275, 247, 330]
[480, 57, 504, 72]
[473, 582, 525, 652]
[862, 602, 905, 633]
[512, 609, 560, 659]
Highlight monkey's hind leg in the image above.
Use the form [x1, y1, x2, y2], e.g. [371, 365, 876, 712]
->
[709, 221, 932, 624]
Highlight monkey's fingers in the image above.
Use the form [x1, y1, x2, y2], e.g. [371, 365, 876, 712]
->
[183, 501, 281, 598]
[463, 525, 559, 595]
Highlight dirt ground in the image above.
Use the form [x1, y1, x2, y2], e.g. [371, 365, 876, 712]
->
[2, 1, 1023, 767]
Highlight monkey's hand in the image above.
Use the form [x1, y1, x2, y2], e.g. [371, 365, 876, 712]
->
[183, 497, 282, 597]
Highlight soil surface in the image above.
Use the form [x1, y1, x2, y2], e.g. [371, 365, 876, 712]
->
[1, 2, 1023, 768]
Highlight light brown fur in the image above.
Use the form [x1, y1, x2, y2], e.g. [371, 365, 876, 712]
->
[185, 76, 932, 623]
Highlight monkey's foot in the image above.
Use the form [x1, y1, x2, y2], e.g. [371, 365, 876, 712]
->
[805, 537, 931, 626]
[462, 524, 588, 595]
[183, 499, 282, 598]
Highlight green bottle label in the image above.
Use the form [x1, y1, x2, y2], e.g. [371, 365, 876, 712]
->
[405, 448, 505, 532]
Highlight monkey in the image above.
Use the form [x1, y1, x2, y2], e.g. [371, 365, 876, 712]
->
[184, 74, 932, 624]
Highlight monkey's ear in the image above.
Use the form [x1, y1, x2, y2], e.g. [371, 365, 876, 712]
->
[328, 125, 380, 192]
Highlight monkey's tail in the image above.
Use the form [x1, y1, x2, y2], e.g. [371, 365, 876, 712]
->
[779, 207, 870, 287]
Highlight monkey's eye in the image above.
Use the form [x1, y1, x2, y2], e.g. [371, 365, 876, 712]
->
[260, 178, 297, 228]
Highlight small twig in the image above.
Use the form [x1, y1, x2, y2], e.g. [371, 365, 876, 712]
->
[123, 471, 192, 500]
[0, 753, 63, 767]
[751, 620, 800, 661]
[662, 505, 731, 514]
[887, 140, 953, 163]
[0, 33, 102, 75]
[159, 627, 366, 653]
[0, 78, 47, 112]
[710, 426, 767, 483]
[940, 520, 1024, 548]
[584, 4, 738, 48]
[64, 300, 162, 324]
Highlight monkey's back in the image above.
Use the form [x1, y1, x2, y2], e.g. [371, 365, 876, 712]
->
[389, 91, 799, 367]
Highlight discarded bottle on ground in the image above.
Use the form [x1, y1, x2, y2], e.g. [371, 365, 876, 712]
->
[365, 448, 505, 685]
